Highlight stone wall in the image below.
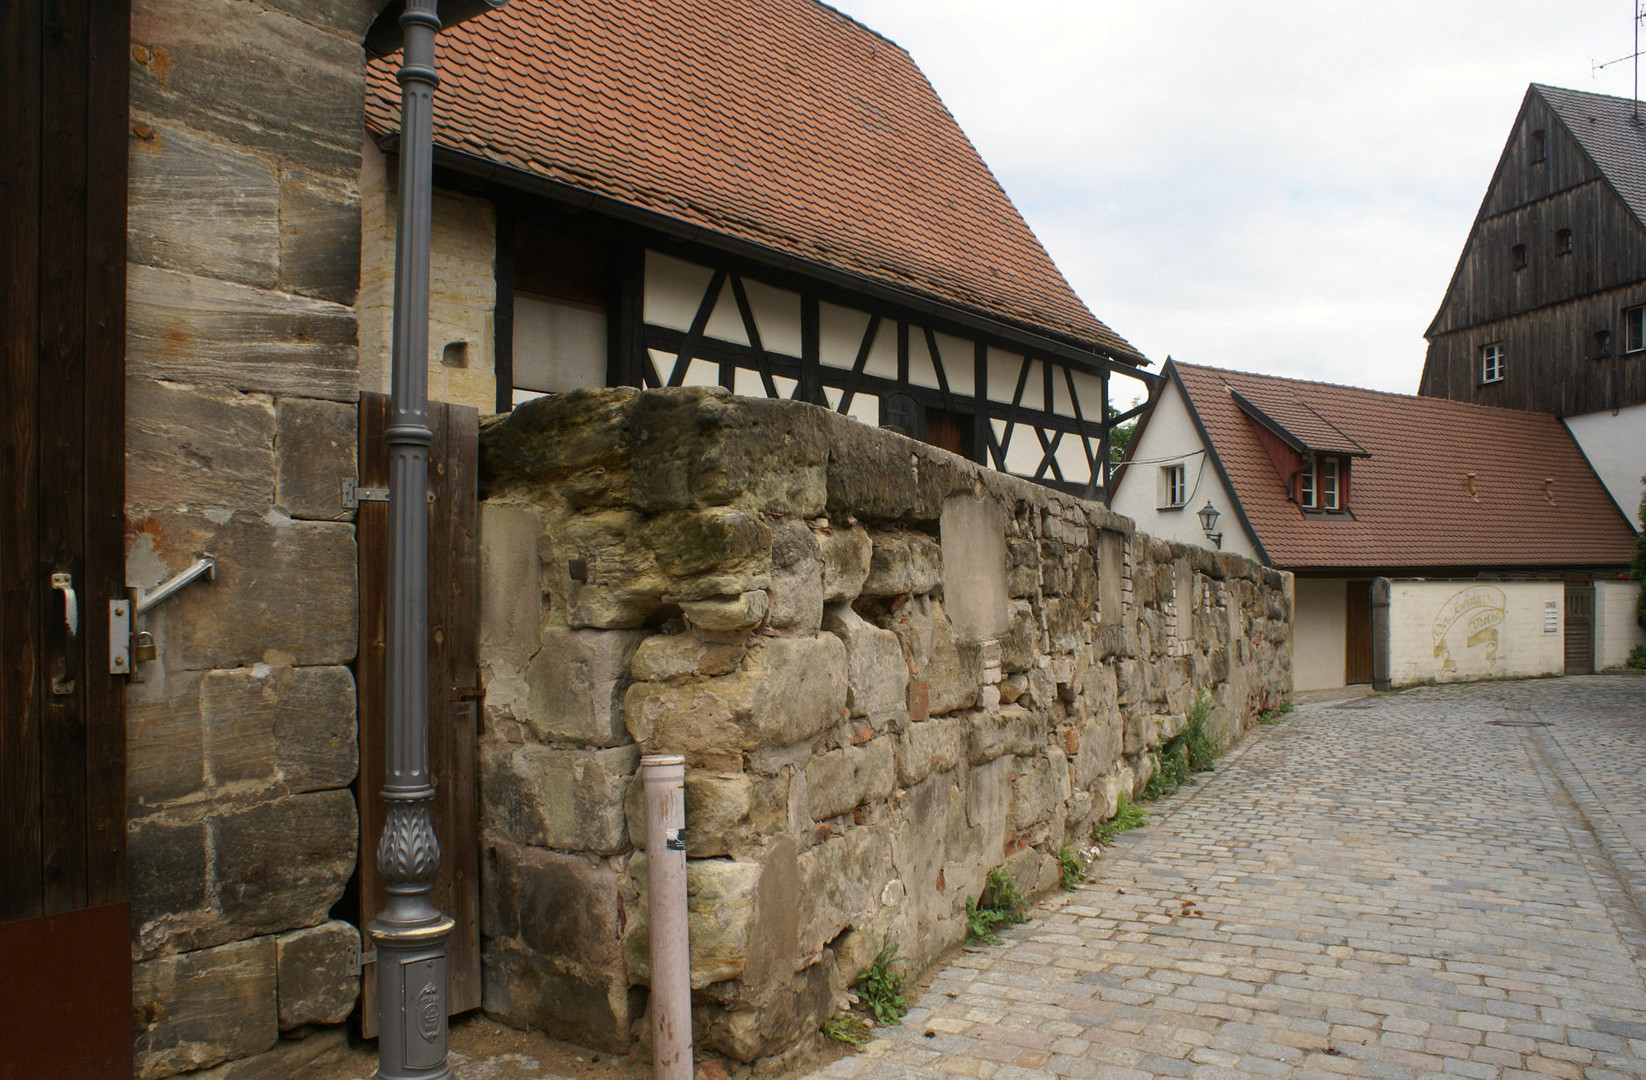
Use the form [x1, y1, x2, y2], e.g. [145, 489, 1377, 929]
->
[476, 386, 1292, 1064]
[124, 0, 383, 1075]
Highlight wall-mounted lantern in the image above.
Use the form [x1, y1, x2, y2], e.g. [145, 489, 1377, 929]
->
[1197, 501, 1223, 550]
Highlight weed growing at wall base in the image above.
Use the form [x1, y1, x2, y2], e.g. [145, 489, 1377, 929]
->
[1092, 793, 1148, 845]
[966, 867, 1029, 945]
[1057, 844, 1083, 890]
[1143, 690, 1221, 800]
[853, 934, 909, 1026]
[822, 1013, 872, 1048]
[1256, 701, 1294, 725]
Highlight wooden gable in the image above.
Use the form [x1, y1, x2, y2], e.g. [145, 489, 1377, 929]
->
[1426, 88, 1646, 340]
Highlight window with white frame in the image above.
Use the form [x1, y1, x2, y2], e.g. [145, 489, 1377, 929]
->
[1626, 306, 1646, 353]
[1159, 462, 1186, 508]
[1320, 457, 1340, 510]
[1299, 463, 1315, 507]
[1480, 343, 1505, 384]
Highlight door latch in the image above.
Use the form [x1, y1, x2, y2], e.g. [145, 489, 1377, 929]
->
[50, 572, 77, 695]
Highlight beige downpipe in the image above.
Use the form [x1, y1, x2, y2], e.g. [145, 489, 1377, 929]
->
[641, 754, 692, 1080]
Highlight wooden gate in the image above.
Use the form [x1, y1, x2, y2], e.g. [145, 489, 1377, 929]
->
[1345, 580, 1373, 686]
[354, 393, 482, 1036]
[1565, 579, 1595, 676]
[1, 0, 131, 1076]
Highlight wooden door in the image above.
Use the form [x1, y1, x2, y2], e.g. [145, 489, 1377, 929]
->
[354, 394, 482, 1037]
[1565, 580, 1595, 676]
[0, 0, 131, 1076]
[1344, 580, 1373, 685]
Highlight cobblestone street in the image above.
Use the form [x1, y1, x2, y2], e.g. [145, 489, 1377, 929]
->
[807, 676, 1646, 1080]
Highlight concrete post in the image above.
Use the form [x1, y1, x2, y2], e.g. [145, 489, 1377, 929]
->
[641, 754, 692, 1080]
[1371, 577, 1392, 692]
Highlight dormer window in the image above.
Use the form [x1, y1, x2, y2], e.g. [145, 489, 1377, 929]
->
[1319, 457, 1340, 510]
[1532, 129, 1546, 162]
[1298, 456, 1347, 512]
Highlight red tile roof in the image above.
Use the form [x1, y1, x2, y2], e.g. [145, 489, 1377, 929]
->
[1173, 362, 1636, 571]
[363, 0, 1141, 362]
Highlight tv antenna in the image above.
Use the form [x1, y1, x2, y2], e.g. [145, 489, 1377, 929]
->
[1591, 0, 1646, 120]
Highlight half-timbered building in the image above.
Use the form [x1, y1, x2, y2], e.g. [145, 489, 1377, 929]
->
[1420, 84, 1646, 526]
[357, 0, 1156, 498]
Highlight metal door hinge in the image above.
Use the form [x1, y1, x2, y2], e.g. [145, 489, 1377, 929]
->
[342, 478, 435, 509]
[346, 940, 378, 975]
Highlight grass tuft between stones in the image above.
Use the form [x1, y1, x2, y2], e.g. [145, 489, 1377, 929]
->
[966, 866, 1029, 945]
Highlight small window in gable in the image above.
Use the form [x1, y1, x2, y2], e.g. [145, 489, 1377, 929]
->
[1159, 463, 1186, 508]
[1481, 343, 1505, 384]
[1556, 228, 1572, 255]
[1512, 243, 1528, 269]
[1626, 306, 1646, 353]
[1532, 129, 1546, 162]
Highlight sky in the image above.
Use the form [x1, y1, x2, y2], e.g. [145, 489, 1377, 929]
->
[826, 0, 1644, 402]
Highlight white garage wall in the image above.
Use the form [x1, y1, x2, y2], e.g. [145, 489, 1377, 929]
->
[1387, 580, 1563, 686]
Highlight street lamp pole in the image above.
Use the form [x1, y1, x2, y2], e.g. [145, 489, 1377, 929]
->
[372, 1, 451, 1076]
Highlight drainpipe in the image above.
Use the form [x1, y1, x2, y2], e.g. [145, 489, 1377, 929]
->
[642, 754, 693, 1080]
[1370, 577, 1392, 692]
[372, 2, 452, 1076]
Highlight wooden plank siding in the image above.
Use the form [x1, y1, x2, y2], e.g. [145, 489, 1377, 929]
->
[355, 394, 482, 1037]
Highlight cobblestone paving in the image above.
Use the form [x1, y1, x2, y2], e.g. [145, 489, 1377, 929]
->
[806, 676, 1646, 1080]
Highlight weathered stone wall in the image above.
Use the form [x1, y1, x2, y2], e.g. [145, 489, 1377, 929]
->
[124, 1, 382, 1074]
[476, 386, 1292, 1063]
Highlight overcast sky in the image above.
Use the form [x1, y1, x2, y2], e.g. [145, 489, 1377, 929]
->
[827, 0, 1643, 401]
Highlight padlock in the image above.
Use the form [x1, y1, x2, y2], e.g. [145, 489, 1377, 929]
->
[133, 631, 158, 663]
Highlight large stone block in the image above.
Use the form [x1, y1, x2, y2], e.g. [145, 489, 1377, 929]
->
[211, 789, 357, 941]
[484, 743, 638, 854]
[940, 494, 1009, 641]
[624, 635, 846, 760]
[823, 604, 906, 718]
[127, 670, 206, 808]
[127, 264, 357, 402]
[482, 943, 635, 1053]
[200, 665, 356, 793]
[817, 521, 872, 603]
[624, 770, 754, 857]
[897, 717, 966, 787]
[273, 397, 355, 522]
[133, 937, 277, 1079]
[629, 389, 830, 516]
[129, 817, 209, 959]
[967, 704, 1041, 765]
[1009, 751, 1071, 831]
[132, 511, 355, 671]
[131, 0, 363, 177]
[511, 847, 625, 975]
[804, 739, 895, 821]
[796, 824, 894, 959]
[526, 627, 646, 747]
[275, 920, 358, 1030]
[624, 853, 763, 987]
[544, 508, 668, 629]
[924, 601, 978, 716]
[861, 529, 942, 597]
[127, 377, 276, 515]
[127, 121, 280, 288]
[480, 387, 638, 497]
[279, 167, 360, 304]
[695, 955, 836, 1064]
[629, 632, 746, 681]
[642, 507, 772, 601]
[822, 410, 918, 520]
[767, 520, 823, 633]
[477, 502, 544, 715]
[188, 1028, 353, 1080]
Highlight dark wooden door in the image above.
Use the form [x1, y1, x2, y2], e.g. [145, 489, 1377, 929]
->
[1565, 580, 1595, 676]
[1345, 580, 1373, 685]
[354, 394, 482, 1037]
[0, 0, 131, 1076]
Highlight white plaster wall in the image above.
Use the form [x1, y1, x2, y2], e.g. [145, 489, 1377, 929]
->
[1564, 405, 1646, 530]
[1109, 379, 1260, 561]
[1387, 580, 1563, 686]
[1595, 578, 1646, 669]
[1293, 578, 1348, 691]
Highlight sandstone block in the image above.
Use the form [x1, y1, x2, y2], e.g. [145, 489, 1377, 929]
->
[822, 410, 918, 520]
[279, 168, 360, 304]
[200, 664, 356, 793]
[967, 704, 1041, 765]
[624, 853, 763, 987]
[861, 529, 942, 596]
[127, 122, 280, 288]
[768, 520, 824, 633]
[823, 604, 906, 718]
[796, 824, 894, 958]
[188, 1028, 352, 1080]
[643, 507, 772, 601]
[526, 627, 646, 747]
[545, 509, 668, 629]
[212, 791, 356, 942]
[695, 957, 836, 1064]
[1000, 600, 1037, 671]
[940, 494, 1009, 640]
[923, 601, 978, 716]
[624, 770, 753, 857]
[275, 920, 359, 1029]
[805, 739, 895, 821]
[129, 818, 209, 959]
[630, 633, 746, 681]
[509, 847, 626, 975]
[817, 522, 872, 602]
[127, 378, 276, 515]
[133, 937, 277, 1079]
[480, 387, 638, 496]
[682, 590, 769, 631]
[127, 264, 356, 402]
[483, 743, 637, 855]
[629, 390, 829, 516]
[624, 635, 846, 759]
[1074, 708, 1125, 789]
[478, 502, 544, 714]
[964, 755, 1013, 854]
[896, 717, 966, 787]
[1010, 752, 1071, 831]
[1123, 708, 1149, 756]
[274, 397, 355, 521]
[127, 670, 206, 808]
